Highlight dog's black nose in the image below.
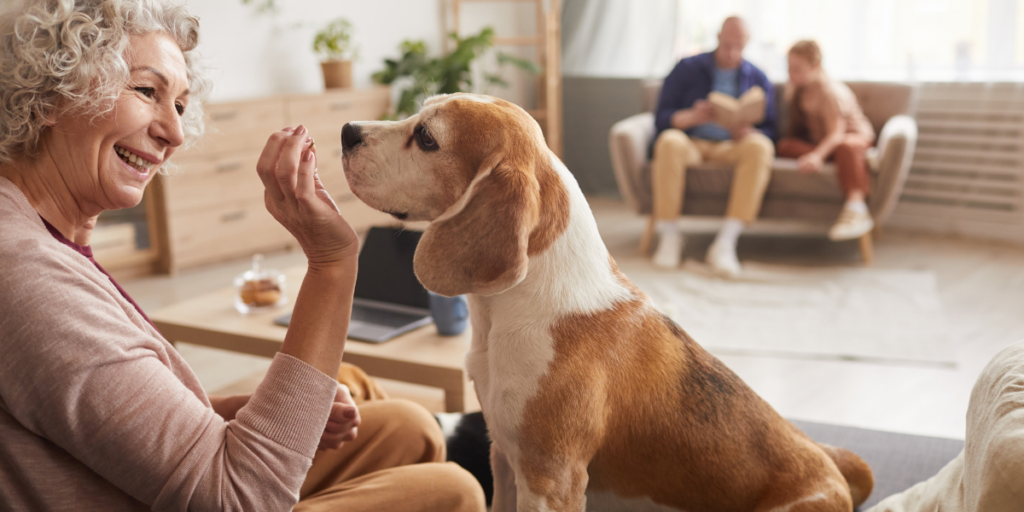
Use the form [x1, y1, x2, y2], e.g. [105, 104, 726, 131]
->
[341, 123, 363, 151]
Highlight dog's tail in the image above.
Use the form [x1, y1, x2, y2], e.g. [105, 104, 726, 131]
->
[818, 443, 874, 509]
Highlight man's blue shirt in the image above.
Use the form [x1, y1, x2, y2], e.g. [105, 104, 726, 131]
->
[652, 52, 776, 154]
[688, 67, 740, 141]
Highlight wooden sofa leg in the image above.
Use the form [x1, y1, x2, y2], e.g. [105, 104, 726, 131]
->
[859, 233, 875, 266]
[639, 216, 655, 255]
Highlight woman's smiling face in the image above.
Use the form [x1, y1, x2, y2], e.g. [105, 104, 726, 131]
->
[43, 31, 190, 212]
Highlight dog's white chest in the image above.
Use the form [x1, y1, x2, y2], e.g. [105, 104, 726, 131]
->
[464, 155, 635, 459]
[465, 301, 557, 456]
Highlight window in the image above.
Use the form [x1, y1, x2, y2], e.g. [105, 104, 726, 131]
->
[675, 0, 1024, 81]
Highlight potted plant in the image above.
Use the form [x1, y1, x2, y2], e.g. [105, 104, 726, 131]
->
[313, 18, 358, 89]
[372, 27, 539, 119]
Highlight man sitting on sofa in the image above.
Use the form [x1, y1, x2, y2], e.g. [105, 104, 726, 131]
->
[650, 16, 776, 276]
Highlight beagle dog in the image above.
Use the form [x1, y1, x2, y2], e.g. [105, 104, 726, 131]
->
[340, 93, 873, 512]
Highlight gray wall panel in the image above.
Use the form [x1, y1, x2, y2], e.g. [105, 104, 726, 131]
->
[561, 76, 647, 197]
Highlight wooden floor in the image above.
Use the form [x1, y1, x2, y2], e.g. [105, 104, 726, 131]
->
[122, 198, 1024, 440]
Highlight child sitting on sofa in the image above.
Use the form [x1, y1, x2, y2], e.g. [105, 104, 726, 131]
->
[777, 40, 877, 241]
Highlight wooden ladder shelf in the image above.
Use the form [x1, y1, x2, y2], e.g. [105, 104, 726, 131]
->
[449, 0, 563, 157]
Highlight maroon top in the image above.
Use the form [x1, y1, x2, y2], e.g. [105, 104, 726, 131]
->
[40, 217, 155, 328]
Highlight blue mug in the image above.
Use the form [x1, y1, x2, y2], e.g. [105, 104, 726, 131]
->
[428, 292, 469, 336]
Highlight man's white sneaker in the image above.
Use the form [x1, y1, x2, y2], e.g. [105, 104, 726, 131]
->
[829, 209, 875, 241]
[706, 242, 741, 278]
[653, 229, 684, 268]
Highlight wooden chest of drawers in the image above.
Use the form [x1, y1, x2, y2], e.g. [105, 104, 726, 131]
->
[154, 87, 394, 272]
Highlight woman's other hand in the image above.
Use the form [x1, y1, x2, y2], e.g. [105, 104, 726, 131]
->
[256, 126, 359, 269]
[319, 383, 360, 450]
[797, 152, 825, 174]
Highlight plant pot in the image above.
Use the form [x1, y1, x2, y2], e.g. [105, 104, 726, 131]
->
[321, 59, 352, 89]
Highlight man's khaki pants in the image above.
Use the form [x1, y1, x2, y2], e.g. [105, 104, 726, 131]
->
[651, 128, 775, 223]
[294, 364, 486, 512]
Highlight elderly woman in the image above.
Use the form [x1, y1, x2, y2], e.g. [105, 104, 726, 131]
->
[0, 1, 484, 511]
[777, 40, 876, 241]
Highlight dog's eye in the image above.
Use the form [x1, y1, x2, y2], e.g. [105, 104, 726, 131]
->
[417, 125, 438, 151]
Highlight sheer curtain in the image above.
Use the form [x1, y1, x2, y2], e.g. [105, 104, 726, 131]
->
[676, 0, 1024, 82]
[562, 0, 1024, 81]
[561, 0, 677, 78]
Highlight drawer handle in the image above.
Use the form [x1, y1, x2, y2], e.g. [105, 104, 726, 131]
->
[216, 161, 243, 173]
[211, 111, 239, 122]
[330, 101, 353, 111]
[221, 211, 246, 222]
[336, 192, 356, 203]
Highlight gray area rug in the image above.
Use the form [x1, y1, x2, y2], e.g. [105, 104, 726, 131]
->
[621, 259, 956, 366]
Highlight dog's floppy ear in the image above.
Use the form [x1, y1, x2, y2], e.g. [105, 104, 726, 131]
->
[414, 157, 537, 297]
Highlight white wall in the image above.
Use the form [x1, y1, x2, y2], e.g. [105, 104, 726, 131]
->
[185, 0, 446, 103]
[186, 0, 539, 106]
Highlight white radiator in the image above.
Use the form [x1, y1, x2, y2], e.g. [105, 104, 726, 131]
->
[889, 82, 1024, 244]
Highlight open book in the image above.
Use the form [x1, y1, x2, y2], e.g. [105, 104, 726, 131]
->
[707, 86, 766, 128]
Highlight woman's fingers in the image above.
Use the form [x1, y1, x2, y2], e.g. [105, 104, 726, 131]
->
[255, 128, 293, 202]
[295, 141, 317, 206]
[275, 125, 310, 202]
[327, 401, 359, 425]
[256, 126, 314, 206]
[341, 427, 358, 442]
[320, 398, 359, 449]
[318, 426, 358, 450]
[324, 412, 359, 432]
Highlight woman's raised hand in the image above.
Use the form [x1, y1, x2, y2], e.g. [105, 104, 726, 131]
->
[256, 126, 359, 268]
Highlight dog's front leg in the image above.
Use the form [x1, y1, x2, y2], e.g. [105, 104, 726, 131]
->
[513, 456, 589, 512]
[490, 444, 517, 512]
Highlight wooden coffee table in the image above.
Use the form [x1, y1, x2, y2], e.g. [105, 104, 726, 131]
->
[150, 266, 477, 412]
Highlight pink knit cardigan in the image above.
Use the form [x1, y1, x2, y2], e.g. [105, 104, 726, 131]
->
[0, 177, 337, 511]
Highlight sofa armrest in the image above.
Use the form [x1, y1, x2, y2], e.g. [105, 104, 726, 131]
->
[609, 112, 655, 214]
[869, 115, 918, 224]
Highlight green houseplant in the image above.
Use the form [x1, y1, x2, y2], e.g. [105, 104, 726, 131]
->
[314, 18, 358, 89]
[372, 27, 539, 119]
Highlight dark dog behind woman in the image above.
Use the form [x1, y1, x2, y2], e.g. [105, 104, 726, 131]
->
[778, 40, 877, 242]
[0, 1, 483, 510]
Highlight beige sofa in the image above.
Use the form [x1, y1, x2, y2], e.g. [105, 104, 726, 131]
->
[609, 80, 918, 263]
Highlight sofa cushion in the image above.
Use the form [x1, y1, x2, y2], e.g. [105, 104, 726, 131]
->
[844, 82, 915, 136]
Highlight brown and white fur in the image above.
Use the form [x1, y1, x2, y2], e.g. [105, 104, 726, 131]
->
[340, 93, 873, 512]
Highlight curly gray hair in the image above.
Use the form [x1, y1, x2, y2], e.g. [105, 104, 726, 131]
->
[0, 0, 210, 164]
